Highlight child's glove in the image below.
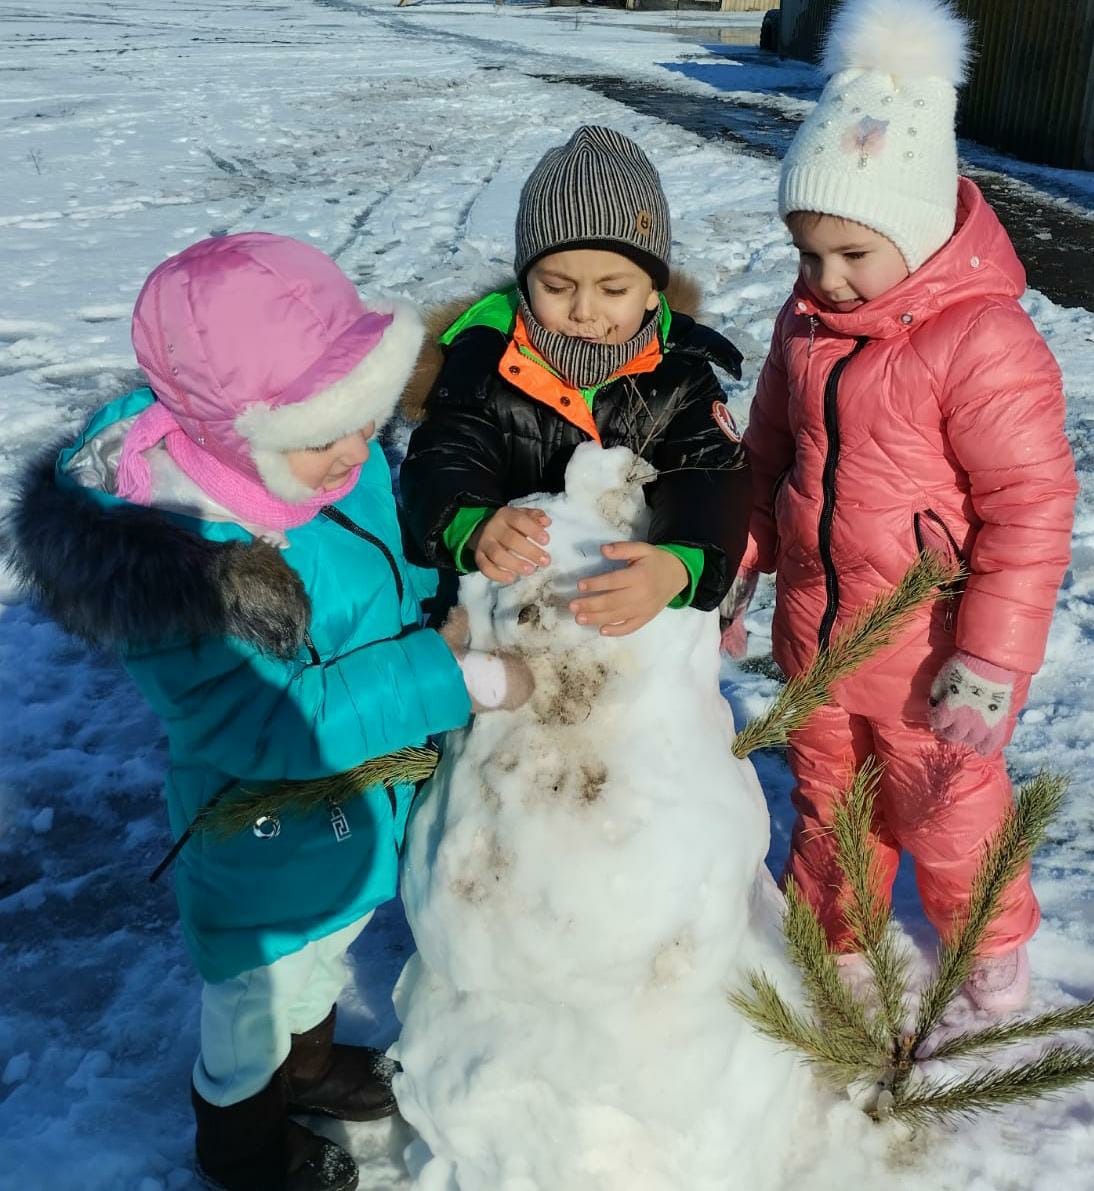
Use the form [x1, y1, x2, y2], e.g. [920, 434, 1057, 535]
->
[719, 570, 758, 660]
[928, 651, 1016, 756]
[456, 650, 534, 714]
[440, 606, 534, 713]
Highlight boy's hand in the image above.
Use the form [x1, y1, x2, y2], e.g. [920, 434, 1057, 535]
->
[569, 543, 688, 637]
[469, 506, 551, 584]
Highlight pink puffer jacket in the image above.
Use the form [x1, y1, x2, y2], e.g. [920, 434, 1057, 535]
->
[744, 179, 1077, 721]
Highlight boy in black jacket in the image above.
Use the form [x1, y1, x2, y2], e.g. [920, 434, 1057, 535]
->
[401, 125, 750, 636]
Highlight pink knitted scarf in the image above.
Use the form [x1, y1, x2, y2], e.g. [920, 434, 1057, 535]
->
[115, 402, 358, 531]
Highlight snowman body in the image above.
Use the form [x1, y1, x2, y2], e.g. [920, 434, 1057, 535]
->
[394, 445, 846, 1191]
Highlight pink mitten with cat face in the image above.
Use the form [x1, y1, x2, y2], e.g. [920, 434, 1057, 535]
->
[928, 651, 1016, 756]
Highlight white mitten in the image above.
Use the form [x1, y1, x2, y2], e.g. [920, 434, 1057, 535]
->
[928, 651, 1016, 756]
[456, 650, 534, 713]
[441, 607, 533, 713]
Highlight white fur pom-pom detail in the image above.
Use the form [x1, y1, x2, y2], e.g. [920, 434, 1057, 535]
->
[821, 0, 971, 85]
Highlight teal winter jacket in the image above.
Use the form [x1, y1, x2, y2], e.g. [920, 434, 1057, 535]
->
[9, 390, 472, 982]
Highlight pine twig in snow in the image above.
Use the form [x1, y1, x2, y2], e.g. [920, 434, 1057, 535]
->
[733, 761, 1091, 1128]
[197, 745, 441, 838]
[890, 1045, 1094, 1128]
[912, 773, 1068, 1050]
[732, 553, 958, 759]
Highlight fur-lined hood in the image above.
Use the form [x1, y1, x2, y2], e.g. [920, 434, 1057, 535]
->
[3, 432, 310, 660]
[400, 272, 708, 421]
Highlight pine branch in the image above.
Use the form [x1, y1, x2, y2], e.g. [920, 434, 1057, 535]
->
[831, 759, 888, 951]
[927, 999, 1094, 1063]
[729, 971, 881, 1086]
[732, 553, 958, 759]
[783, 877, 889, 1061]
[890, 1045, 1094, 1127]
[831, 758, 911, 1040]
[912, 773, 1068, 1048]
[197, 745, 441, 838]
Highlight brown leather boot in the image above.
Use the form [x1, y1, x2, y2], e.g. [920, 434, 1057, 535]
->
[192, 1068, 359, 1191]
[285, 1006, 399, 1122]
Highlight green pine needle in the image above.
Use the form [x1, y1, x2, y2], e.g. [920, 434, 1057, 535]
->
[196, 745, 441, 838]
[732, 553, 958, 759]
[783, 877, 890, 1061]
[913, 773, 1069, 1048]
[831, 758, 911, 1040]
[927, 999, 1094, 1062]
[890, 1045, 1094, 1127]
[732, 744, 1085, 1128]
[729, 971, 881, 1086]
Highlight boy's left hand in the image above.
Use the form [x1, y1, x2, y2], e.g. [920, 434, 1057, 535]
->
[570, 543, 688, 637]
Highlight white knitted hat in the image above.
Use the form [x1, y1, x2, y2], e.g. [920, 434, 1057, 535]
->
[779, 0, 971, 271]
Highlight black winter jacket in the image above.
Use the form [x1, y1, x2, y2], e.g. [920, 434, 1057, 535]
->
[401, 303, 751, 611]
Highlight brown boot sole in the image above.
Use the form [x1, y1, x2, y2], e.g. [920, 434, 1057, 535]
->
[287, 1094, 400, 1123]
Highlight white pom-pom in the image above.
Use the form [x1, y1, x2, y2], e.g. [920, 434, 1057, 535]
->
[822, 0, 971, 85]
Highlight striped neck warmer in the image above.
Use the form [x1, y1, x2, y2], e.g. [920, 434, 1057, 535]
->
[517, 293, 660, 390]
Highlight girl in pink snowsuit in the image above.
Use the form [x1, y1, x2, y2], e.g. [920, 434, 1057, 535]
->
[740, 0, 1077, 1011]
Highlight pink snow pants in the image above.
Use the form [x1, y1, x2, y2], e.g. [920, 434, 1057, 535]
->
[783, 704, 1039, 957]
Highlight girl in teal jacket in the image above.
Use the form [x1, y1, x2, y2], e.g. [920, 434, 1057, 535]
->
[6, 233, 531, 1191]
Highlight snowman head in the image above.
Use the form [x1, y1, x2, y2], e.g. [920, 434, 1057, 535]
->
[483, 445, 654, 655]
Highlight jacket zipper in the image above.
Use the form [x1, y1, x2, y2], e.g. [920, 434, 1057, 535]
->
[816, 337, 869, 651]
[302, 631, 321, 666]
[913, 508, 968, 632]
[319, 505, 405, 604]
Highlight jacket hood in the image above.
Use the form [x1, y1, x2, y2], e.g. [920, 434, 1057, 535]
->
[2, 418, 311, 659]
[131, 233, 424, 501]
[399, 271, 717, 421]
[791, 178, 1025, 339]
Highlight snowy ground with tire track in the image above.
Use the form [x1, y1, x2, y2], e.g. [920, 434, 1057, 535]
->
[1, 2, 1093, 1189]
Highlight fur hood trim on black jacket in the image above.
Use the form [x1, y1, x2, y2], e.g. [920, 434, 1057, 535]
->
[400, 271, 727, 421]
[3, 448, 311, 659]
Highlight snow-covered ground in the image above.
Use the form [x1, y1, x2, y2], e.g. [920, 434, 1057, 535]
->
[1, 2, 1092, 1188]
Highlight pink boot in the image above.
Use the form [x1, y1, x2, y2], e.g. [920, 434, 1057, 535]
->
[835, 952, 873, 996]
[964, 945, 1030, 1013]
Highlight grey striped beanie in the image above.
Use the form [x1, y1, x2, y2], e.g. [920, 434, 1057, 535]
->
[515, 126, 671, 289]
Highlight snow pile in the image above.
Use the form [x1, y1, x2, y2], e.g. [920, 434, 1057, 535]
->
[392, 444, 875, 1191]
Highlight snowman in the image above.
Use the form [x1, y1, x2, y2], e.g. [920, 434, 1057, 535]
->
[392, 444, 868, 1191]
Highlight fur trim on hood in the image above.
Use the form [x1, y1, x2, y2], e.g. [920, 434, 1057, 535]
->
[399, 271, 704, 422]
[235, 300, 424, 501]
[3, 448, 311, 659]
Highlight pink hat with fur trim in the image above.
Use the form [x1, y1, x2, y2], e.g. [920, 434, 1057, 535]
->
[131, 232, 422, 501]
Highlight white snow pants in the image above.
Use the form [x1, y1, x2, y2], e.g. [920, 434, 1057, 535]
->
[193, 912, 372, 1106]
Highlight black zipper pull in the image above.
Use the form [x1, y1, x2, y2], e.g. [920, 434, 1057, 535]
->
[303, 630, 321, 665]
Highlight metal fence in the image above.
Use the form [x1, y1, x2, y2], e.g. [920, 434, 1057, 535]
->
[958, 0, 1094, 171]
[775, 0, 1094, 171]
[776, 0, 837, 62]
